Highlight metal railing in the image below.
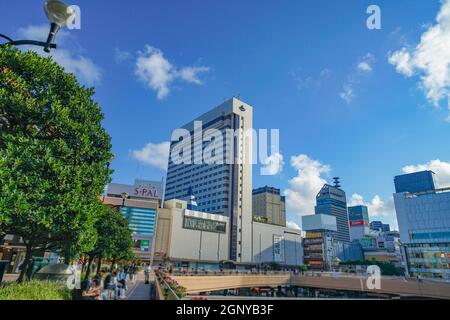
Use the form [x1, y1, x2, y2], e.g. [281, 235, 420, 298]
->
[155, 272, 181, 300]
[166, 269, 294, 277]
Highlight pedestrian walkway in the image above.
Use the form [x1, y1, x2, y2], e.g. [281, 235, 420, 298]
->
[125, 271, 154, 300]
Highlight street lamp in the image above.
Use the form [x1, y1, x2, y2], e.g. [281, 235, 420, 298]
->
[0, 0, 75, 52]
[120, 192, 129, 207]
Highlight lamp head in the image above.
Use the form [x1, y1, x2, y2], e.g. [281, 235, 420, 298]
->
[44, 0, 75, 28]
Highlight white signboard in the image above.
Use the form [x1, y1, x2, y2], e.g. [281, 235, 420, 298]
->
[107, 179, 163, 199]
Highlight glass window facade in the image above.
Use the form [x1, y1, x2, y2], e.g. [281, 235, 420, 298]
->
[120, 206, 156, 236]
[394, 171, 436, 193]
[394, 178, 450, 279]
[406, 243, 450, 278]
[315, 185, 350, 243]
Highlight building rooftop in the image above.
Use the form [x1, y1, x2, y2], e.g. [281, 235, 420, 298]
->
[252, 186, 281, 195]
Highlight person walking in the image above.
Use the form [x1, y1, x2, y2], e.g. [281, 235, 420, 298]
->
[117, 269, 127, 299]
[144, 263, 151, 284]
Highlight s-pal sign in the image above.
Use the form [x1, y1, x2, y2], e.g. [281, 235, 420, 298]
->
[107, 180, 163, 199]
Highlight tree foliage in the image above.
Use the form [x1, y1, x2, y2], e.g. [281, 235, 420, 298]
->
[86, 204, 134, 262]
[0, 47, 113, 280]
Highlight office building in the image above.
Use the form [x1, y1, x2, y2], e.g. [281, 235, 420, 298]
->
[154, 199, 230, 270]
[370, 220, 390, 232]
[252, 186, 286, 226]
[154, 198, 303, 270]
[315, 178, 350, 243]
[252, 221, 302, 267]
[302, 214, 339, 270]
[348, 205, 370, 241]
[302, 213, 364, 270]
[164, 98, 253, 263]
[393, 171, 450, 279]
[359, 230, 402, 266]
[394, 170, 437, 193]
[102, 179, 163, 260]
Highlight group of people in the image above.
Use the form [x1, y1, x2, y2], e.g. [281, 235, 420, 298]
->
[75, 264, 139, 300]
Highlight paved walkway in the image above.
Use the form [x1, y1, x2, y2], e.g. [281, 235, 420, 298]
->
[125, 271, 154, 300]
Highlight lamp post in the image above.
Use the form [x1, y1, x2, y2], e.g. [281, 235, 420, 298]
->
[0, 0, 75, 52]
[120, 192, 129, 208]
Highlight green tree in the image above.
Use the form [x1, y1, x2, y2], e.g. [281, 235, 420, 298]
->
[84, 205, 134, 277]
[0, 47, 113, 282]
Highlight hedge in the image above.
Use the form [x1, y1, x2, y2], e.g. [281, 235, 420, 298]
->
[0, 280, 72, 300]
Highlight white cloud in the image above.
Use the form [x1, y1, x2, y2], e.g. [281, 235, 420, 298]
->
[17, 24, 101, 85]
[340, 53, 374, 103]
[285, 154, 331, 216]
[114, 48, 132, 63]
[349, 194, 395, 218]
[402, 159, 450, 188]
[357, 62, 372, 72]
[50, 51, 101, 85]
[388, 0, 450, 119]
[135, 45, 209, 100]
[132, 141, 170, 171]
[320, 68, 332, 78]
[389, 49, 414, 76]
[339, 84, 355, 103]
[260, 152, 284, 176]
[349, 193, 398, 230]
[357, 53, 374, 72]
[135, 46, 173, 99]
[178, 66, 210, 84]
[286, 221, 301, 230]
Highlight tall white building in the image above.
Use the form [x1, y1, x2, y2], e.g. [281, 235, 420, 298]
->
[164, 98, 253, 263]
[394, 171, 450, 279]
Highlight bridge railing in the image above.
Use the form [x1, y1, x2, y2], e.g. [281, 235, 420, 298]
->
[154, 271, 181, 300]
[167, 270, 294, 277]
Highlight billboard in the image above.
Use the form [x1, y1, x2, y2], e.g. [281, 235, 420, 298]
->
[348, 206, 369, 222]
[273, 235, 285, 263]
[107, 179, 163, 199]
[350, 220, 365, 227]
[349, 211, 363, 221]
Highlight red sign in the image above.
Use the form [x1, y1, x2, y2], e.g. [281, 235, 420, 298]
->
[350, 220, 365, 227]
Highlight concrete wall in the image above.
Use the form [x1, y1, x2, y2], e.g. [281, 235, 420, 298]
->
[168, 208, 229, 262]
[252, 222, 303, 266]
[154, 201, 230, 263]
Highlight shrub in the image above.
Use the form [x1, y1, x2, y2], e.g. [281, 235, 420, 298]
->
[0, 280, 72, 300]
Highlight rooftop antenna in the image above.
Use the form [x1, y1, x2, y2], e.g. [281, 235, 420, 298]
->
[333, 177, 341, 188]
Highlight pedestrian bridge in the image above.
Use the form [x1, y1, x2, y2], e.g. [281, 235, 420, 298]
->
[170, 273, 450, 299]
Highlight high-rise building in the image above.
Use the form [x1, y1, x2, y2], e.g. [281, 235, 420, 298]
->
[252, 186, 286, 226]
[348, 205, 370, 241]
[393, 171, 450, 279]
[315, 178, 350, 243]
[164, 98, 253, 263]
[370, 221, 390, 232]
[394, 170, 437, 193]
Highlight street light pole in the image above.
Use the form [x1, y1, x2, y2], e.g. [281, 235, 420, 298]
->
[0, 1, 75, 52]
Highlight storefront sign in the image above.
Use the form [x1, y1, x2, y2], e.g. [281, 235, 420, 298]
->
[108, 179, 163, 199]
[183, 216, 226, 234]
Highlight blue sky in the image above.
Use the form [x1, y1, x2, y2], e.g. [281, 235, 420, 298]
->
[2, 0, 450, 230]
